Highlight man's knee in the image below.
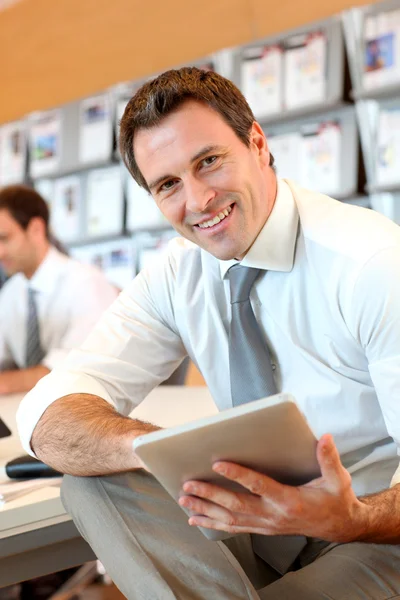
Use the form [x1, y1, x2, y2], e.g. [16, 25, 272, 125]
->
[61, 474, 98, 517]
[259, 572, 321, 600]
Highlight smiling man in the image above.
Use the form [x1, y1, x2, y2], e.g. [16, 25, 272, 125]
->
[17, 68, 400, 599]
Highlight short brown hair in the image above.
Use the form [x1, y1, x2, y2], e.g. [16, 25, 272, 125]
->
[119, 67, 275, 191]
[0, 185, 49, 237]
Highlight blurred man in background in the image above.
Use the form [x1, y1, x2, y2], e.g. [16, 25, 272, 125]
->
[0, 184, 118, 395]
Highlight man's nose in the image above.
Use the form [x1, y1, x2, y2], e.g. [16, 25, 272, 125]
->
[185, 177, 216, 214]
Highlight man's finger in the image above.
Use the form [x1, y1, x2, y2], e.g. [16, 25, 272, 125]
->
[187, 515, 274, 536]
[317, 434, 348, 492]
[212, 461, 287, 501]
[182, 479, 257, 513]
[179, 494, 233, 523]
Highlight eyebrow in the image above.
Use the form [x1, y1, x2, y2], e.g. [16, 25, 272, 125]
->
[148, 144, 225, 192]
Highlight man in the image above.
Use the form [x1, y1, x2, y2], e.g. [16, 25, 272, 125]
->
[0, 185, 118, 394]
[17, 68, 400, 599]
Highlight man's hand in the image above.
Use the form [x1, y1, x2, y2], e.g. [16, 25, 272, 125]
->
[178, 434, 369, 543]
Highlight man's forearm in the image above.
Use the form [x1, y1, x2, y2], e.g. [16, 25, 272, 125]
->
[356, 484, 400, 544]
[31, 393, 159, 476]
[0, 366, 50, 395]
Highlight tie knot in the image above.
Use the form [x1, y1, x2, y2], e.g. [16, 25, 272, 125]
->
[227, 265, 261, 304]
[27, 287, 37, 302]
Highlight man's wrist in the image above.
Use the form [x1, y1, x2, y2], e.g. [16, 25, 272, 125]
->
[124, 421, 160, 471]
[345, 498, 372, 542]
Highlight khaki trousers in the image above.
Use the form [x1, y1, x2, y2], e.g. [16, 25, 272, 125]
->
[61, 471, 400, 600]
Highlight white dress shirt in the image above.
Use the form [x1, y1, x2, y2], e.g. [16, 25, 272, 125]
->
[17, 180, 400, 498]
[0, 246, 118, 370]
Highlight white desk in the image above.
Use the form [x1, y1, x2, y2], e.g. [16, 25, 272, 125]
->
[0, 387, 217, 588]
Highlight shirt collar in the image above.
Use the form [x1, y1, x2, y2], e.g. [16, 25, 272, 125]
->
[26, 246, 67, 294]
[219, 178, 299, 279]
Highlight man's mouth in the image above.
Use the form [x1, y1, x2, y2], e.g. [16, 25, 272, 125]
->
[195, 205, 233, 229]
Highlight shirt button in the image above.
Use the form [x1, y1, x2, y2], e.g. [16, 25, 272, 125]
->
[271, 363, 276, 371]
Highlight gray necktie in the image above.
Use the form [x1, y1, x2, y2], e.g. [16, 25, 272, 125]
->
[227, 264, 307, 574]
[228, 264, 277, 406]
[25, 287, 45, 367]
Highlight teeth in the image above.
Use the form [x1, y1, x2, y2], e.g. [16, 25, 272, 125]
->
[198, 206, 232, 229]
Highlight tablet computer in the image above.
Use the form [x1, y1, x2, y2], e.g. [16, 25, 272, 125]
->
[133, 393, 321, 541]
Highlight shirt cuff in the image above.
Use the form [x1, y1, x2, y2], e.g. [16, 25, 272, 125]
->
[16, 370, 116, 457]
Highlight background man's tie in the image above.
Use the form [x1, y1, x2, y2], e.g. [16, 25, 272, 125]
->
[25, 287, 45, 367]
[227, 264, 307, 574]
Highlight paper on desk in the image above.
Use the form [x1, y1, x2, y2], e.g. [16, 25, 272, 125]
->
[0, 477, 62, 507]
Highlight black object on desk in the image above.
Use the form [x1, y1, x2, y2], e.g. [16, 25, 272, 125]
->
[0, 418, 11, 439]
[5, 455, 61, 479]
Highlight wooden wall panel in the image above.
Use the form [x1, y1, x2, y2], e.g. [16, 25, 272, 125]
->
[0, 0, 377, 124]
[0, 0, 251, 123]
[251, 0, 369, 38]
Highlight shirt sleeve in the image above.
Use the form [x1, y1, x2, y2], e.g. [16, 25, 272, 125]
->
[347, 247, 400, 486]
[17, 250, 187, 456]
[41, 269, 119, 370]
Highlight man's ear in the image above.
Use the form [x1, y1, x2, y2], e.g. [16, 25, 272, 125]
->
[26, 216, 46, 240]
[249, 121, 270, 168]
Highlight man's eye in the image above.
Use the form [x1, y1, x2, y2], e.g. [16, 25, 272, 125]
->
[160, 180, 176, 192]
[202, 156, 218, 167]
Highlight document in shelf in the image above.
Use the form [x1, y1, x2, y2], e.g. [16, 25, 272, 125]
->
[29, 110, 62, 178]
[299, 121, 341, 196]
[370, 192, 400, 223]
[0, 121, 26, 186]
[52, 175, 83, 242]
[71, 238, 136, 289]
[376, 107, 400, 186]
[135, 230, 179, 273]
[79, 94, 113, 165]
[267, 132, 302, 182]
[116, 98, 129, 148]
[241, 45, 283, 118]
[126, 176, 167, 230]
[112, 79, 148, 152]
[34, 179, 54, 210]
[86, 166, 124, 237]
[284, 32, 327, 110]
[363, 9, 400, 90]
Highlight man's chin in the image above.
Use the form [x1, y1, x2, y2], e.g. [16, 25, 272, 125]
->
[204, 245, 246, 262]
